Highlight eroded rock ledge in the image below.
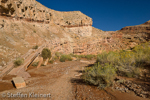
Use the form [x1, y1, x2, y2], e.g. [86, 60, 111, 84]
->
[0, 0, 92, 27]
[0, 0, 149, 68]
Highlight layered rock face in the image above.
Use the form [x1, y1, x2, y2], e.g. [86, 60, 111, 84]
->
[120, 20, 150, 34]
[0, 0, 149, 67]
[119, 20, 150, 47]
[0, 0, 92, 37]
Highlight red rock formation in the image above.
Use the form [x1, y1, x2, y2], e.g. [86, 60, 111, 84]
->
[0, 0, 149, 67]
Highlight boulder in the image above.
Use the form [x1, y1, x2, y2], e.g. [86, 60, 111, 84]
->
[12, 77, 26, 89]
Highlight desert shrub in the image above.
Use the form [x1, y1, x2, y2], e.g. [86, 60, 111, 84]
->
[72, 55, 85, 59]
[49, 60, 54, 64]
[32, 62, 39, 67]
[69, 54, 80, 61]
[60, 54, 72, 62]
[79, 55, 86, 58]
[14, 58, 24, 67]
[52, 56, 58, 61]
[83, 42, 150, 89]
[117, 66, 141, 78]
[72, 54, 82, 59]
[69, 53, 74, 57]
[85, 54, 96, 60]
[133, 43, 150, 65]
[83, 63, 116, 89]
[42, 48, 51, 59]
[98, 43, 150, 77]
[32, 45, 38, 49]
[106, 51, 120, 65]
[55, 52, 62, 58]
[96, 52, 109, 64]
[41, 64, 45, 66]
[117, 51, 136, 70]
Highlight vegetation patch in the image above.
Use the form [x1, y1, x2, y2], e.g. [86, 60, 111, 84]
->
[85, 54, 96, 60]
[14, 58, 24, 67]
[52, 56, 58, 61]
[60, 54, 72, 62]
[42, 48, 51, 59]
[83, 63, 116, 89]
[49, 60, 54, 64]
[32, 45, 38, 49]
[32, 62, 39, 67]
[55, 52, 63, 58]
[83, 42, 150, 89]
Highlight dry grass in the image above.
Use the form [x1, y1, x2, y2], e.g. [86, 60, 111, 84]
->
[60, 54, 72, 62]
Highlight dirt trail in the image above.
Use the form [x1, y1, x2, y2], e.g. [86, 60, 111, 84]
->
[0, 60, 92, 100]
[48, 62, 82, 100]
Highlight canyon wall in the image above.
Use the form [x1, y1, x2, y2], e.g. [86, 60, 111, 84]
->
[0, 0, 149, 67]
[0, 0, 92, 37]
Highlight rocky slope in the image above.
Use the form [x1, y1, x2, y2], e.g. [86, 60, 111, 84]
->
[0, 0, 149, 67]
[119, 20, 150, 48]
[120, 20, 150, 34]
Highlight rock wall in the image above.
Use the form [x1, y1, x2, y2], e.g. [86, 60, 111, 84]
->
[0, 1, 92, 26]
[64, 26, 92, 37]
[0, 0, 93, 37]
[0, 0, 149, 67]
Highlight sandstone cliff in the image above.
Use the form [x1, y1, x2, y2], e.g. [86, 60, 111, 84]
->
[0, 0, 93, 37]
[0, 0, 149, 67]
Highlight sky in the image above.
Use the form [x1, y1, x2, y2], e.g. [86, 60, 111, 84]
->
[36, 0, 150, 31]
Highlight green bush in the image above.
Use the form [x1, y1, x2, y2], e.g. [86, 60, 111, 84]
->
[69, 53, 74, 57]
[32, 45, 38, 49]
[79, 55, 86, 58]
[60, 54, 72, 62]
[32, 62, 39, 67]
[49, 60, 54, 64]
[96, 52, 110, 64]
[42, 48, 51, 59]
[83, 63, 116, 89]
[53, 56, 58, 61]
[14, 58, 24, 67]
[121, 67, 141, 78]
[55, 52, 62, 58]
[96, 42, 150, 78]
[83, 42, 150, 89]
[85, 54, 95, 60]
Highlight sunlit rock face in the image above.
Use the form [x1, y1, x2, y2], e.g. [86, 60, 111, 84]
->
[0, 0, 93, 37]
[64, 26, 92, 37]
[0, 0, 150, 67]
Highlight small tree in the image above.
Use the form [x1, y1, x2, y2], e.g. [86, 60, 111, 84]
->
[42, 48, 51, 59]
